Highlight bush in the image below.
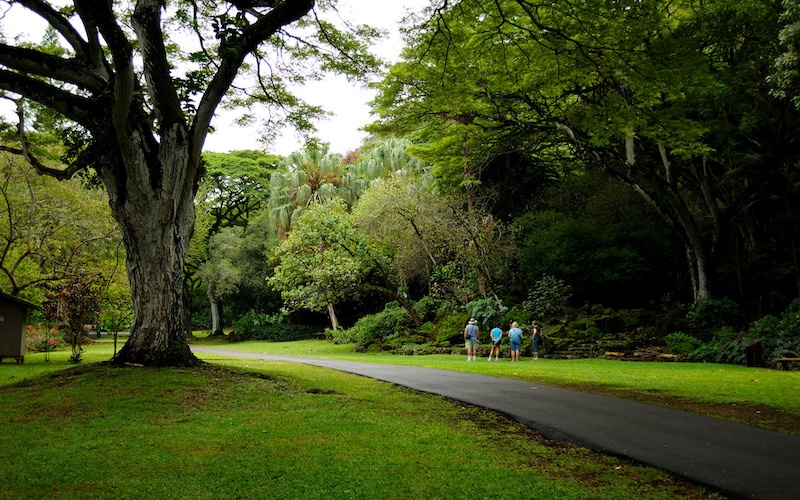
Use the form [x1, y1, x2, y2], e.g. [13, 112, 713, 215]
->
[233, 312, 318, 342]
[690, 300, 800, 365]
[25, 325, 62, 353]
[331, 303, 413, 346]
[413, 296, 438, 324]
[522, 275, 572, 320]
[686, 297, 742, 330]
[466, 297, 507, 329]
[663, 332, 702, 356]
[326, 326, 358, 344]
[691, 328, 748, 364]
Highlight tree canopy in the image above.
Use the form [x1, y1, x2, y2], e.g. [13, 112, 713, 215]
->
[370, 0, 800, 308]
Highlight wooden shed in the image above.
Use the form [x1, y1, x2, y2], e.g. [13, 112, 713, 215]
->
[0, 292, 39, 363]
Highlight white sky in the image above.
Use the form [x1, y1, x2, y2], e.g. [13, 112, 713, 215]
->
[204, 0, 429, 156]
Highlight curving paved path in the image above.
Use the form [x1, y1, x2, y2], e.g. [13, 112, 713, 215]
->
[192, 347, 800, 500]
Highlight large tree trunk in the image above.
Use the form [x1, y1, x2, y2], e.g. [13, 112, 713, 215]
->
[106, 124, 201, 367]
[593, 132, 714, 304]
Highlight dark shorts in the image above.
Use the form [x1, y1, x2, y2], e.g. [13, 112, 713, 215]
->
[510, 340, 521, 351]
[492, 339, 502, 347]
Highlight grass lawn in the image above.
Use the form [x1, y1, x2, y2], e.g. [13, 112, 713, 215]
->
[0, 346, 719, 499]
[191, 338, 800, 434]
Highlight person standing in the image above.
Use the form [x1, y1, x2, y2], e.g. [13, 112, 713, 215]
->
[508, 321, 523, 361]
[531, 320, 542, 360]
[488, 323, 503, 361]
[464, 318, 480, 362]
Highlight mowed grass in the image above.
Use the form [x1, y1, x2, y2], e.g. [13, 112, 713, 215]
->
[0, 348, 717, 499]
[193, 339, 800, 432]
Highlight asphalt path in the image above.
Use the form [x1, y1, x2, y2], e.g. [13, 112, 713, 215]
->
[192, 347, 800, 499]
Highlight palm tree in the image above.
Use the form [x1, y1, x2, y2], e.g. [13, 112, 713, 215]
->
[268, 144, 343, 240]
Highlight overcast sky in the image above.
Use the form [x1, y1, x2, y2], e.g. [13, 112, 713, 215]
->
[204, 0, 430, 156]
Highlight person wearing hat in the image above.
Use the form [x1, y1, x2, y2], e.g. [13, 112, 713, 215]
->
[464, 318, 480, 362]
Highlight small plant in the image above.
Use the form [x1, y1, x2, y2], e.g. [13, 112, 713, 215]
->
[663, 332, 702, 356]
[466, 297, 507, 329]
[42, 277, 102, 363]
[68, 350, 83, 364]
[522, 275, 572, 320]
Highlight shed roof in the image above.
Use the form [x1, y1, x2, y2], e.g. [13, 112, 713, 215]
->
[0, 291, 40, 310]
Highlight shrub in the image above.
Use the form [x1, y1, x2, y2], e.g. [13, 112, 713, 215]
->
[768, 340, 800, 366]
[327, 326, 358, 344]
[233, 312, 318, 342]
[25, 325, 62, 353]
[691, 328, 746, 364]
[690, 300, 800, 365]
[332, 303, 413, 346]
[466, 297, 507, 329]
[522, 275, 572, 320]
[664, 332, 702, 356]
[686, 297, 742, 330]
[413, 296, 438, 324]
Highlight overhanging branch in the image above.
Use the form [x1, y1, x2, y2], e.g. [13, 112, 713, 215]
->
[1, 98, 87, 180]
[0, 44, 108, 92]
[0, 70, 97, 125]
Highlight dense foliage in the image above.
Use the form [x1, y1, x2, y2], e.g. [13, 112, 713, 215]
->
[232, 312, 319, 342]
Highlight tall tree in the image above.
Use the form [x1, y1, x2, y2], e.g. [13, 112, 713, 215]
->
[192, 150, 278, 336]
[267, 143, 343, 240]
[0, 1, 378, 365]
[269, 199, 365, 330]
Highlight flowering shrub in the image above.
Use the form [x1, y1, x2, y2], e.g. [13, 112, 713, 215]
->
[25, 325, 62, 353]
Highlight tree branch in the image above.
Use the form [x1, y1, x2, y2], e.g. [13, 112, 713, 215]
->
[0, 71, 97, 125]
[79, 0, 137, 141]
[13, 0, 89, 55]
[191, 0, 314, 161]
[132, 0, 185, 128]
[7, 99, 86, 180]
[0, 44, 108, 92]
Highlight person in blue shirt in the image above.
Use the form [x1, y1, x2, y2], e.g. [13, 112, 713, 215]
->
[463, 318, 480, 362]
[488, 323, 503, 361]
[508, 321, 523, 362]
